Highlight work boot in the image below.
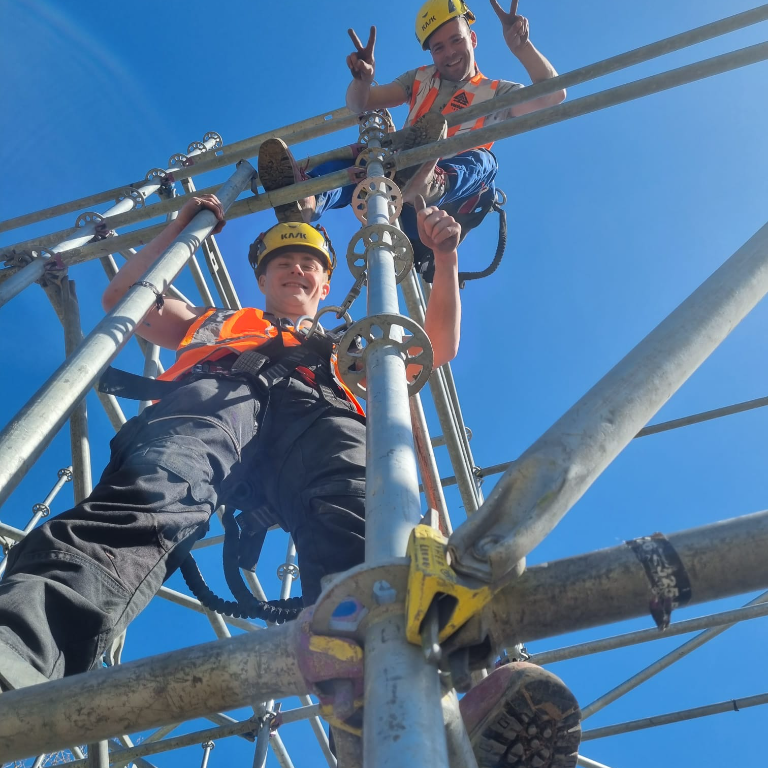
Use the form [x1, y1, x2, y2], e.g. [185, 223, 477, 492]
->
[0, 643, 49, 693]
[402, 163, 448, 206]
[257, 138, 316, 224]
[460, 662, 582, 768]
[388, 112, 448, 192]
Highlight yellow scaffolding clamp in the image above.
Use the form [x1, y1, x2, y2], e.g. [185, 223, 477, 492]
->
[405, 523, 494, 646]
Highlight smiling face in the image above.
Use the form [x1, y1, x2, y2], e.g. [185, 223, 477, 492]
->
[427, 16, 477, 82]
[257, 249, 330, 320]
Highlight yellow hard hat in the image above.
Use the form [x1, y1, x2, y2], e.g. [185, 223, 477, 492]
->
[415, 0, 476, 50]
[248, 222, 337, 279]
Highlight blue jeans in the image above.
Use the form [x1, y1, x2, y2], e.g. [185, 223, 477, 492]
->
[310, 148, 498, 243]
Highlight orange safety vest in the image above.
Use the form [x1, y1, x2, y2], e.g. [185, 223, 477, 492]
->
[158, 307, 364, 416]
[404, 64, 500, 152]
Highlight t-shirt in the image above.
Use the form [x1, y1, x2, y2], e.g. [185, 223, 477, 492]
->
[394, 67, 523, 124]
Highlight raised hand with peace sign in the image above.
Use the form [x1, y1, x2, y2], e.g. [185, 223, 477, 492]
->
[489, 0, 530, 52]
[346, 26, 376, 84]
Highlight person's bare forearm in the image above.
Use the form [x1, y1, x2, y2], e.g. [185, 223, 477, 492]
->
[101, 218, 184, 311]
[346, 79, 371, 113]
[514, 40, 558, 82]
[424, 255, 461, 368]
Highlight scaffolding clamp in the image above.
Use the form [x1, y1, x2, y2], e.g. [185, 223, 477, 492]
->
[296, 608, 365, 736]
[405, 524, 494, 646]
[337, 313, 433, 399]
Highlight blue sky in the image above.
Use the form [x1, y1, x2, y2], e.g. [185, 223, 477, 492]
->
[1, 1, 767, 766]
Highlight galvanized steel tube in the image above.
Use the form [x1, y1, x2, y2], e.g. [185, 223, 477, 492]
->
[0, 161, 255, 508]
[531, 599, 768, 666]
[444, 5, 768, 129]
[5, 6, 767, 237]
[581, 693, 768, 741]
[579, 589, 768, 720]
[0, 258, 48, 309]
[401, 271, 478, 513]
[58, 41, 768, 271]
[359, 121, 448, 768]
[0, 619, 306, 760]
[61, 279, 93, 502]
[483, 510, 768, 648]
[449, 220, 768, 582]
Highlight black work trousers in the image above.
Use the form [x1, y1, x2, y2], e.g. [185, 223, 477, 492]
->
[0, 375, 366, 679]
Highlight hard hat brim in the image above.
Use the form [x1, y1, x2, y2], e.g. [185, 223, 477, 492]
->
[255, 245, 333, 278]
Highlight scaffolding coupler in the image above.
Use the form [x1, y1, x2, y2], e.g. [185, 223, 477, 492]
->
[296, 608, 365, 736]
[404, 523, 494, 646]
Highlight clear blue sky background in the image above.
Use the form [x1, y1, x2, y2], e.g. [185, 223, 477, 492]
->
[1, 1, 767, 766]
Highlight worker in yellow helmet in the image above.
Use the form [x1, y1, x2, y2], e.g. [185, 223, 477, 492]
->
[258, 0, 565, 281]
[0, 194, 464, 699]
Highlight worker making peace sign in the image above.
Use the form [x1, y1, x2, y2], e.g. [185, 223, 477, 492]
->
[258, 0, 565, 281]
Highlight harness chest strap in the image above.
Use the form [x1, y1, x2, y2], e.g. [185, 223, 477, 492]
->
[100, 308, 364, 414]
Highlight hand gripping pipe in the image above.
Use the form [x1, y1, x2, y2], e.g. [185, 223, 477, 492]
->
[357, 117, 449, 768]
[0, 161, 255, 509]
[448, 220, 768, 584]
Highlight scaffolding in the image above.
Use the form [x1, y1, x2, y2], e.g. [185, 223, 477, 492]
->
[1, 6, 768, 767]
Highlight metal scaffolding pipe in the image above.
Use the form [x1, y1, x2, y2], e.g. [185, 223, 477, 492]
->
[422, 274, 480, 507]
[482, 510, 768, 648]
[55, 39, 766, 287]
[576, 757, 613, 768]
[359, 121, 448, 768]
[0, 466, 72, 577]
[444, 5, 768, 129]
[86, 740, 109, 768]
[579, 589, 768, 720]
[0, 108, 354, 236]
[0, 620, 307, 760]
[402, 271, 478, 514]
[441, 391, 768, 488]
[410, 393, 451, 533]
[396, 42, 768, 174]
[0, 257, 48, 309]
[581, 692, 768, 741]
[60, 279, 93, 502]
[96, 390, 127, 432]
[183, 176, 242, 310]
[531, 600, 768, 665]
[0, 161, 255, 508]
[4, 5, 765, 240]
[66, 716, 260, 765]
[449, 218, 768, 582]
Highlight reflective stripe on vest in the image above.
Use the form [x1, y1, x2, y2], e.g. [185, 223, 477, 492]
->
[405, 64, 499, 152]
[157, 307, 364, 415]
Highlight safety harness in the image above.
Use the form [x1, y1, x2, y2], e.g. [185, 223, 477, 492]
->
[98, 321, 359, 623]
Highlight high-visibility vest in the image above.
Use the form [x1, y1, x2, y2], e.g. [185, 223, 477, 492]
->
[157, 307, 364, 416]
[404, 64, 500, 152]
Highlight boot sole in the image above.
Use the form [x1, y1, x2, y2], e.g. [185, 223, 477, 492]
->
[258, 139, 304, 223]
[392, 113, 448, 188]
[471, 670, 582, 768]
